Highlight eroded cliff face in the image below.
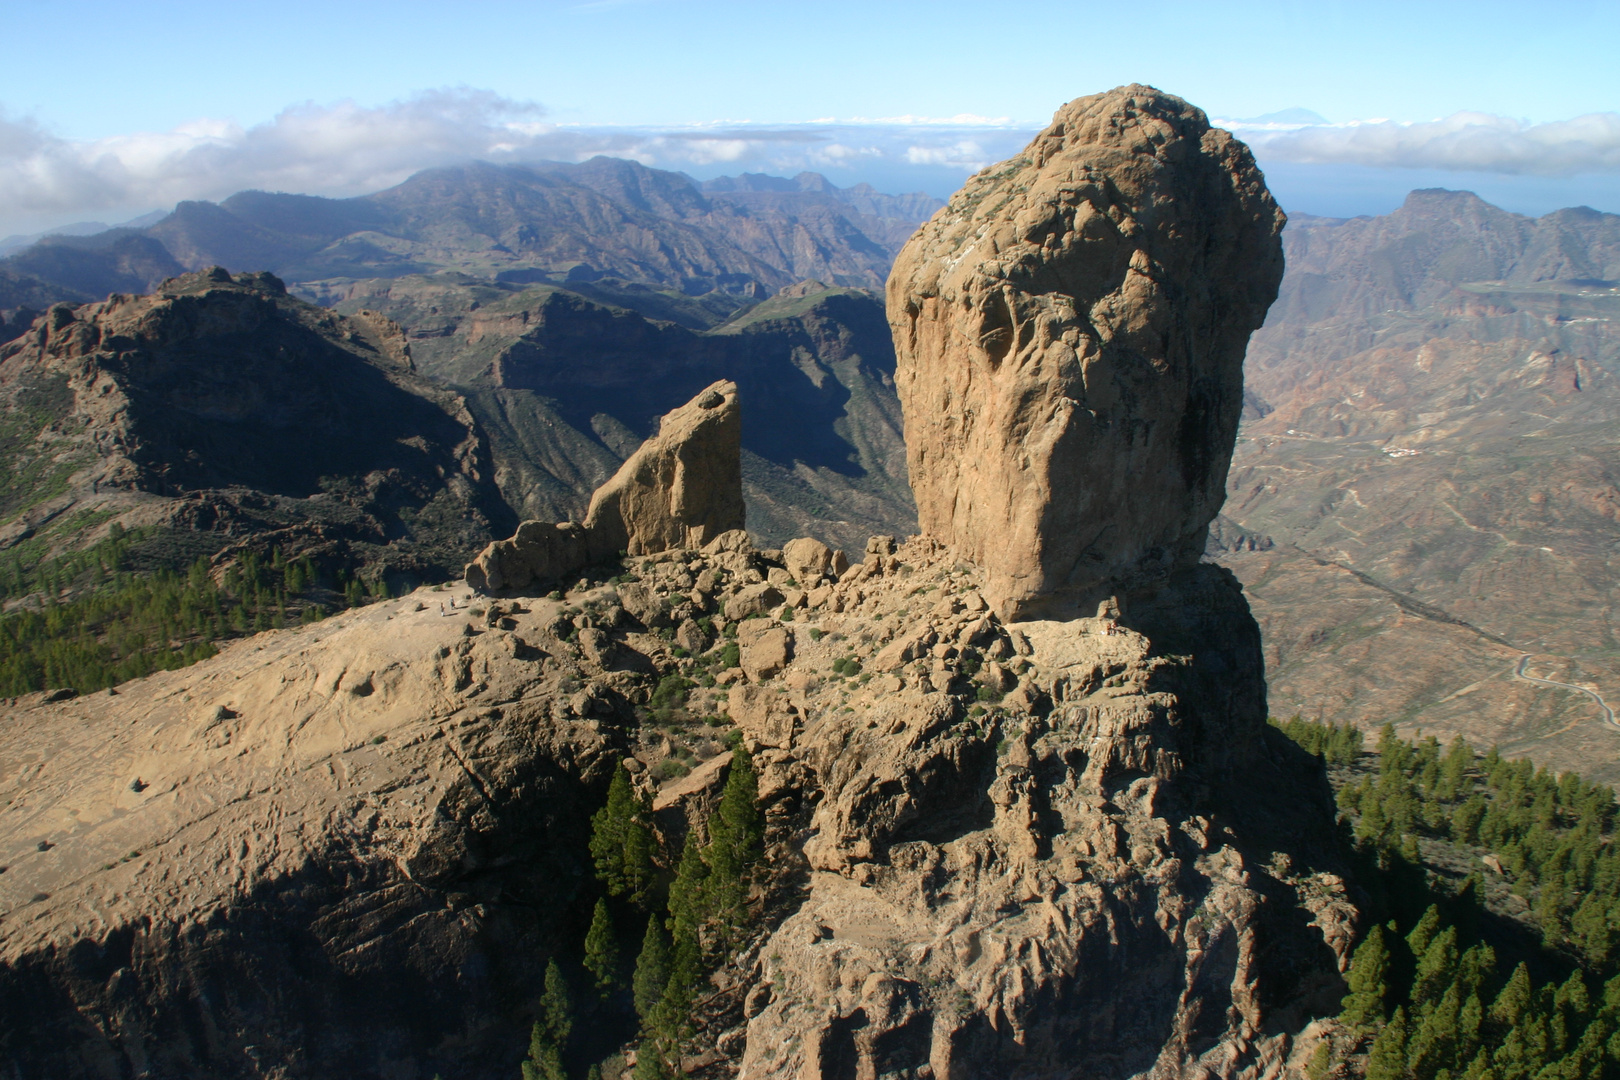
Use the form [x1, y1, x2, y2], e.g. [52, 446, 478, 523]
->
[705, 542, 1354, 1080]
[886, 85, 1285, 620]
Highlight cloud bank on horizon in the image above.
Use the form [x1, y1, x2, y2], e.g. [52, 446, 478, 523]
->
[3, 89, 1620, 240]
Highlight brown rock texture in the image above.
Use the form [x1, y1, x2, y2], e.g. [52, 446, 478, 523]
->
[887, 85, 1286, 618]
[671, 539, 1355, 1080]
[0, 582, 655, 1077]
[583, 379, 743, 556]
[465, 380, 742, 591]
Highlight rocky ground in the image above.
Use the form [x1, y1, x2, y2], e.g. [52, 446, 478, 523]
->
[1, 527, 1359, 1079]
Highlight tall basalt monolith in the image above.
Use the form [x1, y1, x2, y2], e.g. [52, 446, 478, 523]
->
[887, 84, 1286, 619]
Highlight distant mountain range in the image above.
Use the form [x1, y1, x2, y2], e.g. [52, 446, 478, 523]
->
[0, 159, 942, 323]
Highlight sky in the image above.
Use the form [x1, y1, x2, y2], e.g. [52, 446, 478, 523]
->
[2, 0, 1618, 239]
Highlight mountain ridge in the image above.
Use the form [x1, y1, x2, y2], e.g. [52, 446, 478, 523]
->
[0, 160, 944, 323]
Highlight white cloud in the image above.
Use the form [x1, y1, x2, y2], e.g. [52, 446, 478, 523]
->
[1223, 111, 1620, 176]
[904, 140, 989, 168]
[0, 89, 553, 231]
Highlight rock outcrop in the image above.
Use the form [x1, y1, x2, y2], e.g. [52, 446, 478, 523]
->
[464, 380, 743, 591]
[0, 90, 1355, 1080]
[0, 537, 1354, 1080]
[0, 583, 639, 1078]
[683, 541, 1356, 1080]
[887, 85, 1286, 619]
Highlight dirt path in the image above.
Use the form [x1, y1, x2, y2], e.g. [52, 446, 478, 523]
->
[1515, 654, 1618, 730]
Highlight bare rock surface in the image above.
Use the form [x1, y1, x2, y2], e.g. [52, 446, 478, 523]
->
[465, 380, 742, 591]
[0, 521, 1354, 1079]
[886, 85, 1286, 619]
[695, 539, 1355, 1080]
[0, 580, 673, 1078]
[582, 379, 743, 556]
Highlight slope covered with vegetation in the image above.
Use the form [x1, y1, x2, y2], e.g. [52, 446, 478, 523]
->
[1276, 717, 1620, 1078]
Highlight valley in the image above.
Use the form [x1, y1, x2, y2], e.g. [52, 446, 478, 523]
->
[1216, 192, 1620, 781]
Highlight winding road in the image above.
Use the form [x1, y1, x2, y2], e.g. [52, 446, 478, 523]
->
[1514, 654, 1619, 731]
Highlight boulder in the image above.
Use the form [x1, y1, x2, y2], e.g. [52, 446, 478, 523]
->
[724, 583, 784, 622]
[886, 85, 1285, 618]
[737, 620, 792, 681]
[726, 684, 798, 748]
[781, 537, 848, 586]
[674, 618, 711, 654]
[616, 581, 668, 629]
[466, 381, 744, 591]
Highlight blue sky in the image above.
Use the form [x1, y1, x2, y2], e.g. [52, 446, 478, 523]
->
[2, 0, 1618, 236]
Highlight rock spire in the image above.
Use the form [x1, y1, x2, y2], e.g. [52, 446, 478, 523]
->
[465, 380, 743, 590]
[887, 84, 1286, 618]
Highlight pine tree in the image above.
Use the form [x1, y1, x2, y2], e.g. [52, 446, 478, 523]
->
[1342, 924, 1393, 1028]
[1458, 992, 1484, 1067]
[704, 747, 762, 946]
[591, 766, 635, 892]
[622, 806, 655, 908]
[1490, 963, 1534, 1031]
[1460, 1047, 1496, 1080]
[666, 829, 710, 936]
[1408, 983, 1461, 1080]
[540, 958, 573, 1048]
[1439, 735, 1473, 801]
[1366, 1005, 1411, 1080]
[591, 764, 656, 903]
[634, 915, 671, 1022]
[521, 1020, 565, 1080]
[1413, 925, 1460, 1011]
[1408, 904, 1443, 959]
[632, 1041, 673, 1080]
[649, 917, 703, 1044]
[584, 898, 620, 998]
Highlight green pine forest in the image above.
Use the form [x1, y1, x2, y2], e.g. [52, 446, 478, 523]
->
[0, 522, 394, 697]
[520, 748, 765, 1080]
[1273, 716, 1620, 1079]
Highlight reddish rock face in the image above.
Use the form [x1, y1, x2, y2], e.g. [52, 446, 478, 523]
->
[887, 85, 1285, 619]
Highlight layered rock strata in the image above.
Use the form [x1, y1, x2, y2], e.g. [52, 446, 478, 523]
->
[465, 380, 743, 591]
[0, 585, 634, 1077]
[886, 85, 1286, 619]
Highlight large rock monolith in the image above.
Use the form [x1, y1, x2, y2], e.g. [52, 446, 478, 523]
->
[887, 85, 1286, 618]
